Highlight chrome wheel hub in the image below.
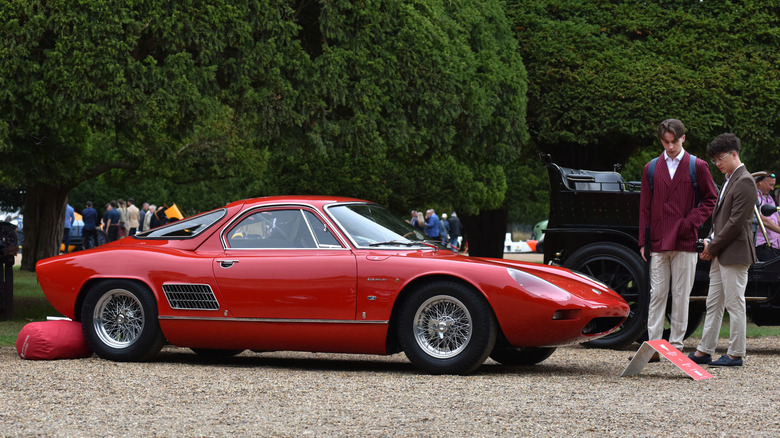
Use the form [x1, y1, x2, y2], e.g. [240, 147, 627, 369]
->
[93, 289, 145, 349]
[413, 295, 472, 358]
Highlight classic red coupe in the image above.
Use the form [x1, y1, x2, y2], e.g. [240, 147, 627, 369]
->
[37, 196, 629, 374]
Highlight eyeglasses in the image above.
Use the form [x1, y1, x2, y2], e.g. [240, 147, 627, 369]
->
[711, 153, 731, 164]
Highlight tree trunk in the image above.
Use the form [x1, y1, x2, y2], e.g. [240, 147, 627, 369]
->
[461, 208, 508, 259]
[20, 184, 68, 272]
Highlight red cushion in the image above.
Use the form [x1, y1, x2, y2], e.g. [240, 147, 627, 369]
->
[16, 320, 93, 360]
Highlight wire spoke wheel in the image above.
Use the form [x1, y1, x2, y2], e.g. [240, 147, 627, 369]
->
[93, 289, 145, 349]
[82, 280, 164, 362]
[399, 281, 496, 374]
[413, 295, 473, 358]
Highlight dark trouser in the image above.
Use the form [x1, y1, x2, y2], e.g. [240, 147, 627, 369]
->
[108, 225, 119, 242]
[62, 228, 71, 253]
[83, 229, 98, 249]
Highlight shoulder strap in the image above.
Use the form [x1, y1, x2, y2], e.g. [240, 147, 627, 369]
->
[689, 154, 700, 206]
[648, 157, 658, 192]
[649, 155, 700, 206]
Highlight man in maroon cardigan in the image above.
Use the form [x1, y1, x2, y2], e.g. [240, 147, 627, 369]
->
[639, 119, 718, 358]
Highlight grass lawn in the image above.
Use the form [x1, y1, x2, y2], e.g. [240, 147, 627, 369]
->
[1, 267, 63, 346]
[2, 264, 780, 347]
[689, 314, 780, 339]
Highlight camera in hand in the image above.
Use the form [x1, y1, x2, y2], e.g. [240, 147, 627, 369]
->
[760, 203, 780, 217]
[695, 238, 706, 253]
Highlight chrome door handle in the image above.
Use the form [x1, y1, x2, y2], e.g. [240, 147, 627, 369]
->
[217, 260, 239, 268]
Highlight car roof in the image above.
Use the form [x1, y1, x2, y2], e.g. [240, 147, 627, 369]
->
[227, 195, 371, 210]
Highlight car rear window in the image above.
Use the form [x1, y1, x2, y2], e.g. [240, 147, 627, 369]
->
[136, 209, 226, 239]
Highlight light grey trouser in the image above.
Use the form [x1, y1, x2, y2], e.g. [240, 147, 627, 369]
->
[696, 258, 749, 357]
[647, 251, 698, 350]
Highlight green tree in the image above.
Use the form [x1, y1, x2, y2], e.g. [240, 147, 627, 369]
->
[266, 0, 528, 217]
[76, 0, 530, 258]
[507, 0, 779, 179]
[3, 0, 529, 265]
[0, 0, 297, 269]
[265, 0, 528, 257]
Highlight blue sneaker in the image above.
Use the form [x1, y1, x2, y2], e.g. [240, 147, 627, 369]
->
[687, 351, 712, 365]
[709, 355, 743, 367]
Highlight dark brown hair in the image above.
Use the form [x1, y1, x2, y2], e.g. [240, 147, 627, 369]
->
[656, 118, 686, 141]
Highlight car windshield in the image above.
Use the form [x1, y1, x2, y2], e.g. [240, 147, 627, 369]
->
[136, 209, 226, 239]
[327, 204, 432, 248]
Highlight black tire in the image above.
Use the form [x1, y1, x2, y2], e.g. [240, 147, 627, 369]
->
[563, 242, 648, 349]
[398, 281, 497, 375]
[637, 305, 705, 343]
[96, 230, 108, 246]
[81, 280, 165, 361]
[674, 309, 704, 339]
[191, 348, 245, 357]
[490, 346, 556, 366]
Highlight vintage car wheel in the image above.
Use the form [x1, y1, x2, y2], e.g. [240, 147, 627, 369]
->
[81, 280, 165, 362]
[398, 281, 497, 375]
[489, 346, 556, 366]
[670, 309, 704, 339]
[563, 242, 648, 349]
[191, 348, 245, 357]
[637, 305, 705, 344]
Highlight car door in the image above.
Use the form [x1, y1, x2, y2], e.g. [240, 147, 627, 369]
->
[213, 207, 357, 320]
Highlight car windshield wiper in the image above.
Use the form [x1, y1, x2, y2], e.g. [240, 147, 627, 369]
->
[368, 240, 422, 247]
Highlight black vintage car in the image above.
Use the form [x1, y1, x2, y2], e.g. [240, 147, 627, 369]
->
[541, 154, 780, 349]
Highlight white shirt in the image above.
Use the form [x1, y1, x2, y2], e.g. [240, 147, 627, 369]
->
[664, 148, 685, 179]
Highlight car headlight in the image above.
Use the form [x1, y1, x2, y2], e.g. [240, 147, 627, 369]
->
[571, 271, 611, 293]
[507, 268, 571, 302]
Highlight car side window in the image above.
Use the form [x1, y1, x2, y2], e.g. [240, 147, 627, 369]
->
[226, 209, 317, 249]
[302, 210, 342, 247]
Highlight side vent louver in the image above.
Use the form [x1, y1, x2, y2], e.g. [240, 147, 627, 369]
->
[163, 284, 220, 310]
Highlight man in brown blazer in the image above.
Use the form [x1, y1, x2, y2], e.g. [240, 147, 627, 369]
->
[689, 133, 757, 367]
[639, 119, 717, 358]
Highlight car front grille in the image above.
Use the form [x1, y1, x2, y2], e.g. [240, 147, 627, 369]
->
[162, 284, 220, 310]
[582, 317, 625, 335]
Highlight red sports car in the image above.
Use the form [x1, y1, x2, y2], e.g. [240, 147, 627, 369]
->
[37, 196, 629, 374]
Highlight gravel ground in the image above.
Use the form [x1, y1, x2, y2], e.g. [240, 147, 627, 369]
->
[2, 337, 780, 437]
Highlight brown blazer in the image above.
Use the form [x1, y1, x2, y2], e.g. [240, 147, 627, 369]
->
[708, 165, 758, 266]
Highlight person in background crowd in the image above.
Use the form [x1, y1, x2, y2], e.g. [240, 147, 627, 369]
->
[81, 201, 99, 249]
[441, 213, 451, 246]
[106, 201, 121, 242]
[149, 204, 168, 229]
[62, 203, 74, 253]
[689, 133, 757, 367]
[753, 171, 780, 261]
[117, 199, 128, 238]
[409, 210, 425, 231]
[424, 209, 441, 241]
[143, 205, 156, 231]
[448, 212, 462, 252]
[638, 118, 718, 361]
[138, 202, 149, 232]
[126, 198, 140, 236]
